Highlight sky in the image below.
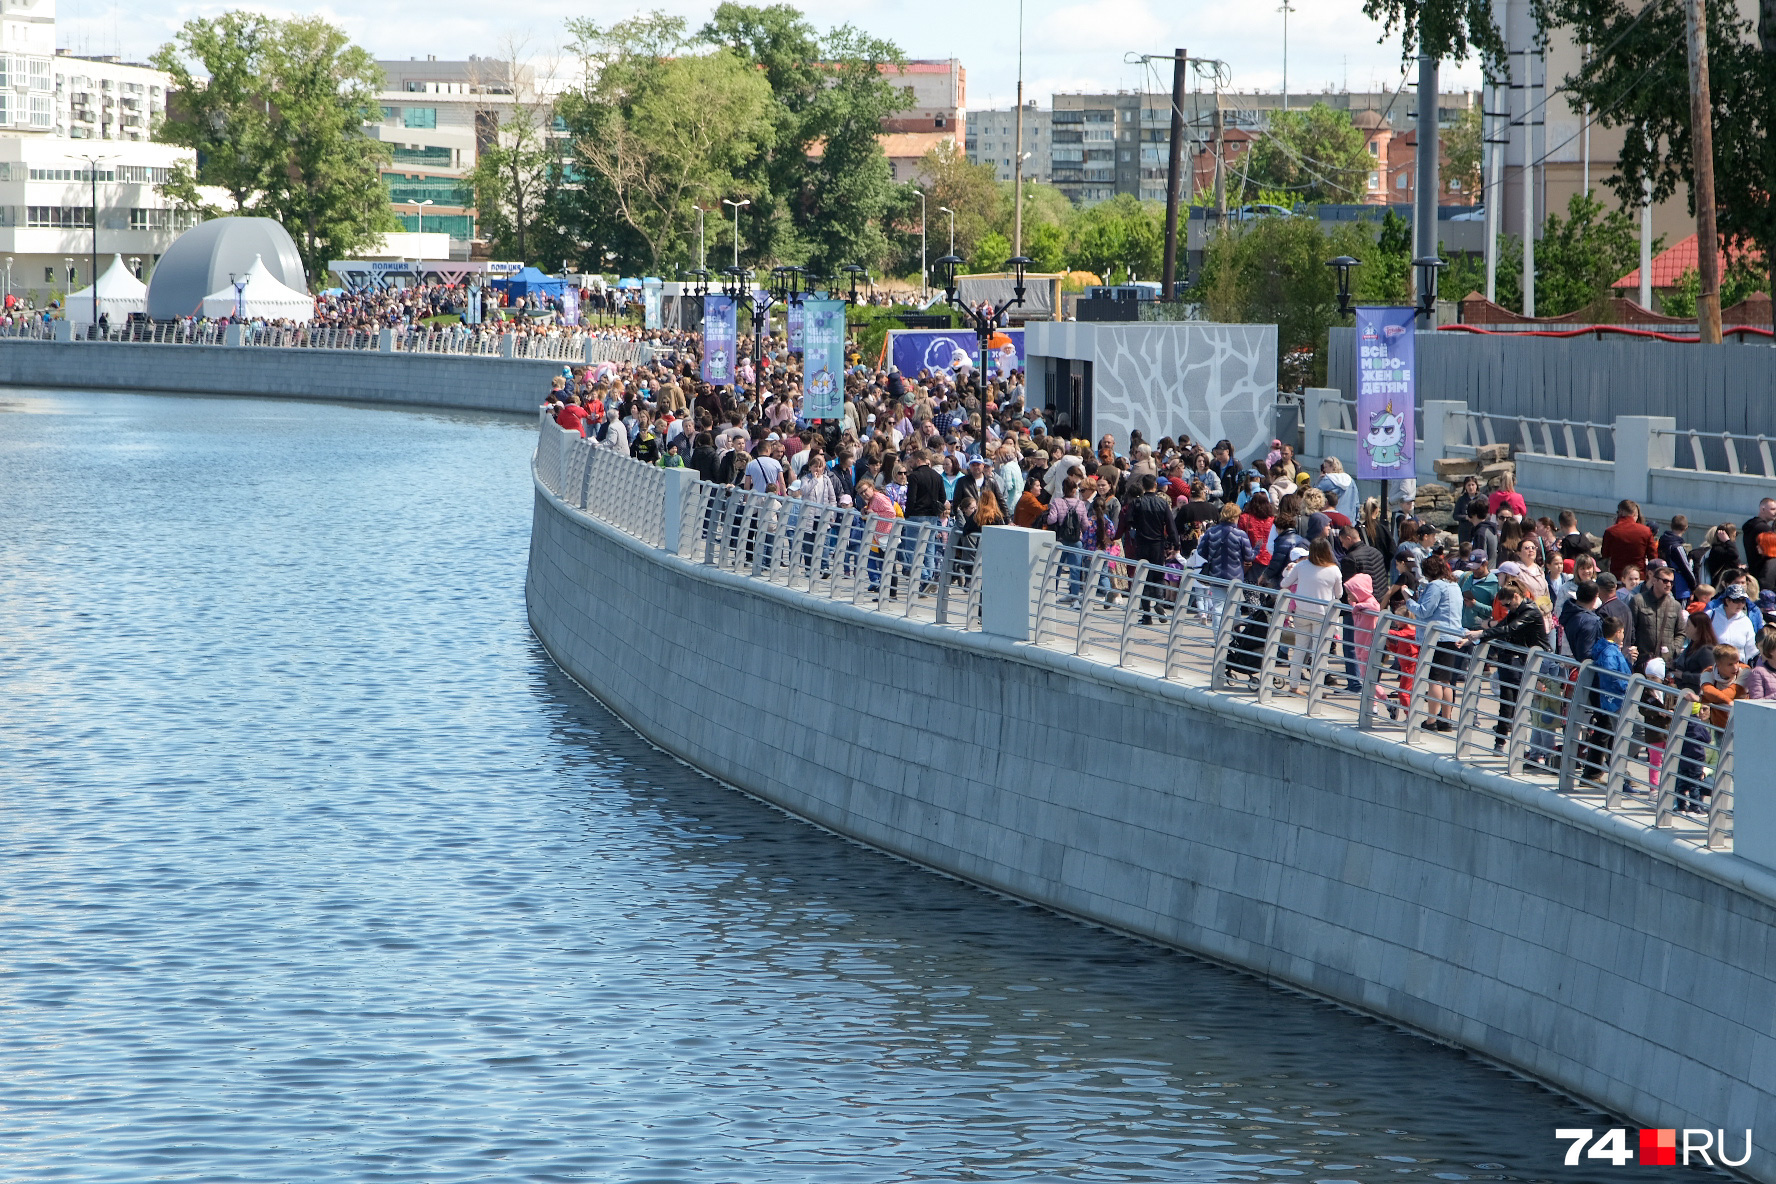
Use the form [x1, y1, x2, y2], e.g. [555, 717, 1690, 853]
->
[57, 0, 1489, 103]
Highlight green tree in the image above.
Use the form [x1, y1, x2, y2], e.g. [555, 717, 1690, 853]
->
[1442, 105, 1483, 198]
[562, 14, 776, 272]
[1066, 195, 1163, 284]
[1198, 218, 1353, 389]
[466, 54, 562, 266]
[1354, 209, 1414, 305]
[969, 230, 1011, 274]
[1528, 192, 1648, 316]
[152, 13, 397, 285]
[1361, 0, 1507, 66]
[1535, 0, 1776, 315]
[1024, 223, 1067, 273]
[1658, 257, 1767, 317]
[151, 12, 277, 211]
[1240, 102, 1373, 203]
[915, 140, 1005, 261]
[699, 3, 908, 273]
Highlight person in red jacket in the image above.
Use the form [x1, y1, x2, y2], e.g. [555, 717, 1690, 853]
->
[1600, 498, 1657, 578]
[555, 395, 589, 437]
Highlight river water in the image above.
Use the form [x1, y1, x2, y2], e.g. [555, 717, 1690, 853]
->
[0, 389, 1691, 1183]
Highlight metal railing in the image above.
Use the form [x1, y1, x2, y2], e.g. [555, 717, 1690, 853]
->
[4, 317, 652, 363]
[1462, 411, 1614, 462]
[538, 418, 1736, 853]
[1654, 428, 1776, 478]
[535, 419, 981, 632]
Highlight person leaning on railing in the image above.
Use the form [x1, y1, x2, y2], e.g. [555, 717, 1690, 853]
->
[1462, 579, 1550, 753]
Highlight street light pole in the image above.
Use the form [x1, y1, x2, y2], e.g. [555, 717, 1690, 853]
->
[73, 153, 115, 329]
[912, 186, 927, 300]
[722, 198, 750, 270]
[1013, 0, 1025, 257]
[408, 198, 434, 236]
[692, 204, 707, 270]
[938, 206, 955, 256]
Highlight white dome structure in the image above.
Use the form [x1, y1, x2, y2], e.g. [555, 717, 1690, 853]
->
[146, 217, 308, 319]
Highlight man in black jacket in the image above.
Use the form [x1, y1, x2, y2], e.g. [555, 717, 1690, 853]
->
[1124, 473, 1180, 624]
[1337, 524, 1387, 590]
[905, 449, 948, 588]
[1465, 580, 1550, 753]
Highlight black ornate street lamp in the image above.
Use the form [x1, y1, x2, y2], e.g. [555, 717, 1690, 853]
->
[1327, 255, 1360, 316]
[1412, 256, 1447, 322]
[933, 253, 1032, 388]
[842, 262, 867, 306]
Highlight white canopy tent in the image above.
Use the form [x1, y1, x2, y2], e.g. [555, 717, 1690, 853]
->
[200, 255, 314, 322]
[65, 254, 148, 325]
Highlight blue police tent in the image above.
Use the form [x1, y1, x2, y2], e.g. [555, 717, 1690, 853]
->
[491, 266, 567, 298]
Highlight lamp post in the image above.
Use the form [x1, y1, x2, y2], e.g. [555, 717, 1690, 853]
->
[128, 255, 140, 280]
[722, 198, 750, 270]
[1411, 256, 1446, 324]
[1327, 255, 1360, 316]
[910, 185, 927, 301]
[4, 255, 11, 303]
[71, 153, 114, 329]
[692, 205, 707, 271]
[938, 206, 956, 257]
[406, 198, 434, 236]
[933, 252, 1032, 388]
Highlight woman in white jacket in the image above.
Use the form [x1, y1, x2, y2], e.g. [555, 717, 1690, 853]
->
[1280, 537, 1344, 693]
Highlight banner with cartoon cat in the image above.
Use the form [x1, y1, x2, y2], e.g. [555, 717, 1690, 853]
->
[800, 299, 846, 420]
[1354, 306, 1416, 482]
[702, 295, 737, 386]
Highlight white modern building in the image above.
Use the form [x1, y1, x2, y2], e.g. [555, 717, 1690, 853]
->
[0, 0, 202, 304]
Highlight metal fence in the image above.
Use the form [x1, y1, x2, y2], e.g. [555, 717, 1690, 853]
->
[3, 317, 650, 364]
[1655, 428, 1776, 478]
[538, 418, 1736, 853]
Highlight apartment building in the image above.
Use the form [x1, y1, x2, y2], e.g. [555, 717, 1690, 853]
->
[878, 58, 965, 184]
[965, 102, 1050, 184]
[370, 56, 576, 260]
[0, 0, 200, 302]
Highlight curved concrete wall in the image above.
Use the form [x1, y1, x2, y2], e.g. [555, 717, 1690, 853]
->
[0, 339, 558, 414]
[529, 471, 1776, 1181]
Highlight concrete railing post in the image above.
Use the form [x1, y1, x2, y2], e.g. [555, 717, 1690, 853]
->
[1613, 414, 1675, 504]
[1417, 399, 1468, 480]
[1730, 700, 1776, 871]
[583, 338, 597, 365]
[660, 466, 694, 554]
[979, 525, 1051, 642]
[500, 332, 517, 359]
[51, 319, 73, 342]
[1303, 387, 1336, 459]
[223, 322, 244, 347]
[378, 328, 395, 353]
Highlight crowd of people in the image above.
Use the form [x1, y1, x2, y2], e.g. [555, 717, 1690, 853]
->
[543, 332, 1770, 808]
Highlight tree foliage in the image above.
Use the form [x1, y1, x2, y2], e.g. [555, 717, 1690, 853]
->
[1064, 195, 1163, 284]
[561, 14, 775, 272]
[1239, 103, 1374, 203]
[1442, 105, 1483, 197]
[1535, 0, 1776, 307]
[467, 54, 565, 266]
[915, 141, 1005, 261]
[1360, 0, 1507, 66]
[699, 3, 908, 274]
[152, 13, 397, 286]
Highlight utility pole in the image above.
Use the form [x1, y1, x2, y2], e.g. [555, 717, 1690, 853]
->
[1279, 1, 1294, 112]
[1161, 47, 1187, 297]
[1212, 104, 1227, 227]
[1013, 0, 1026, 258]
[1685, 0, 1723, 343]
[1484, 79, 1503, 303]
[1414, 53, 1440, 320]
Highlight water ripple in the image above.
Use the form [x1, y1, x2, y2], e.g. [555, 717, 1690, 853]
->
[0, 390, 1696, 1182]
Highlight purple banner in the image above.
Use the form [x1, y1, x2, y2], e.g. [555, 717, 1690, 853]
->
[559, 287, 579, 327]
[888, 328, 1024, 378]
[787, 302, 805, 355]
[702, 295, 737, 386]
[1353, 306, 1415, 481]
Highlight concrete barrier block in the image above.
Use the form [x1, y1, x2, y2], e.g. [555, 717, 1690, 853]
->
[378, 328, 395, 353]
[660, 466, 693, 554]
[50, 318, 73, 342]
[979, 525, 1050, 641]
[1732, 700, 1776, 874]
[1613, 415, 1677, 502]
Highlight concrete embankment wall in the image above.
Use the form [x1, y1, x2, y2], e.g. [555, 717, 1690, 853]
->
[529, 473, 1776, 1181]
[0, 338, 557, 414]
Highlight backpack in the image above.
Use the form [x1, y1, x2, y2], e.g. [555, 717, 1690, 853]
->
[1055, 503, 1083, 545]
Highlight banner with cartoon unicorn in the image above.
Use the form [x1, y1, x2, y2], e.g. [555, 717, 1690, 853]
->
[1354, 306, 1416, 482]
[800, 299, 847, 420]
[702, 295, 737, 386]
